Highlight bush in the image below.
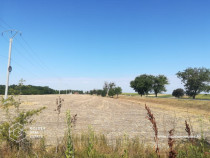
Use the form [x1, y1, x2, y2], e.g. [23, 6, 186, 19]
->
[172, 88, 185, 98]
[108, 88, 115, 97]
[0, 96, 45, 149]
[101, 90, 106, 97]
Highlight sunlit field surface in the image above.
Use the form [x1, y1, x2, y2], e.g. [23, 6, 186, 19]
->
[1, 94, 208, 147]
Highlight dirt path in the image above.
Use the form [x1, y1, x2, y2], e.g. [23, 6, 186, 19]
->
[2, 95, 209, 147]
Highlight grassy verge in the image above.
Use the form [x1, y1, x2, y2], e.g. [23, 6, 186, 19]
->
[0, 131, 209, 158]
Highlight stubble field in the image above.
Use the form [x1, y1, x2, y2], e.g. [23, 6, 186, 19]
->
[1, 94, 209, 148]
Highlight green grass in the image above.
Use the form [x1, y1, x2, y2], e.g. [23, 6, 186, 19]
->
[122, 93, 139, 96]
[193, 94, 210, 100]
[147, 94, 172, 98]
[1, 132, 210, 158]
[122, 93, 173, 98]
[157, 94, 172, 98]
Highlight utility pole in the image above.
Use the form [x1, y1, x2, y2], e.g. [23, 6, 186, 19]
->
[2, 30, 21, 99]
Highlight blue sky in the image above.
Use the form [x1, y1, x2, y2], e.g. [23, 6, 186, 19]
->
[0, 0, 210, 92]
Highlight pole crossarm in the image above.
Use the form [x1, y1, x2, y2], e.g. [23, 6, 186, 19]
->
[2, 29, 22, 39]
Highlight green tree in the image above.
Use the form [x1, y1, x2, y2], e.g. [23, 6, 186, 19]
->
[172, 88, 185, 98]
[152, 75, 168, 97]
[96, 90, 103, 96]
[108, 88, 115, 97]
[108, 82, 116, 97]
[90, 90, 94, 95]
[130, 74, 153, 97]
[103, 82, 115, 97]
[114, 87, 122, 98]
[176, 67, 210, 99]
[206, 86, 210, 93]
[101, 90, 106, 97]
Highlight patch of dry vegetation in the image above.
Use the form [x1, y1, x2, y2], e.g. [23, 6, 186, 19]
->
[119, 95, 210, 113]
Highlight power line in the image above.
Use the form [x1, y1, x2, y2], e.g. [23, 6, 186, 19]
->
[0, 19, 48, 77]
[0, 18, 13, 29]
[0, 25, 7, 30]
[0, 19, 66, 91]
[21, 36, 50, 70]
[16, 35, 65, 87]
[1, 36, 42, 76]
[14, 36, 48, 71]
[12, 36, 64, 90]
[12, 45, 47, 73]
[0, 54, 44, 79]
[2, 31, 63, 83]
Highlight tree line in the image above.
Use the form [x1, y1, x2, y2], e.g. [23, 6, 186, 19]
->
[130, 67, 210, 99]
[0, 84, 84, 95]
[86, 82, 122, 98]
[1, 67, 209, 99]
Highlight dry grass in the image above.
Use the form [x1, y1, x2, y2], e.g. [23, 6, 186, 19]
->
[118, 95, 210, 115]
[0, 95, 210, 158]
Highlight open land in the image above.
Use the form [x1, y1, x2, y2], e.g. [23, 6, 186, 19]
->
[1, 94, 209, 148]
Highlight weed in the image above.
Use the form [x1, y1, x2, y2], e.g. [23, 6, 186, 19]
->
[145, 104, 160, 157]
[168, 129, 176, 158]
[65, 110, 77, 158]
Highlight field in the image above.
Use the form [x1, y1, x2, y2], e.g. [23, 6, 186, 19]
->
[122, 93, 210, 100]
[1, 94, 209, 149]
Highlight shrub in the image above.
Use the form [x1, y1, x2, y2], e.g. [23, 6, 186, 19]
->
[0, 96, 45, 149]
[101, 90, 106, 97]
[108, 88, 115, 97]
[172, 88, 185, 98]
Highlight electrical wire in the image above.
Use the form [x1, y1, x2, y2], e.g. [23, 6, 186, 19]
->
[17, 36, 65, 88]
[12, 45, 47, 73]
[14, 36, 48, 71]
[0, 18, 13, 29]
[0, 25, 7, 30]
[0, 19, 65, 91]
[0, 54, 44, 80]
[7, 36, 63, 90]
[21, 36, 50, 70]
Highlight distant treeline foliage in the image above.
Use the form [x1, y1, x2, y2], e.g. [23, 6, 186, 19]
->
[86, 82, 122, 98]
[0, 85, 83, 95]
[59, 90, 83, 94]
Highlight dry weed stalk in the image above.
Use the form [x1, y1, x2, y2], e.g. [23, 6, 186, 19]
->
[55, 97, 64, 153]
[145, 104, 160, 157]
[71, 114, 77, 127]
[168, 129, 176, 158]
[56, 97, 64, 114]
[185, 120, 193, 143]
